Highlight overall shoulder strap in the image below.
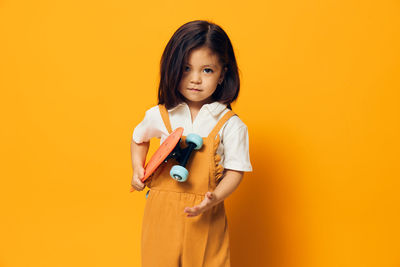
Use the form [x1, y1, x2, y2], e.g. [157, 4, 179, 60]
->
[207, 110, 236, 139]
[158, 104, 172, 134]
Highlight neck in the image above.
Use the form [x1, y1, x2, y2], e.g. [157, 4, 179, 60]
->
[185, 97, 214, 112]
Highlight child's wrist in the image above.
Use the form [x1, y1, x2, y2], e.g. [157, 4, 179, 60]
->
[133, 161, 144, 169]
[212, 191, 224, 205]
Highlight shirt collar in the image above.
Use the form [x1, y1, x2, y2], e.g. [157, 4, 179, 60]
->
[203, 101, 228, 117]
[167, 102, 186, 112]
[167, 101, 228, 117]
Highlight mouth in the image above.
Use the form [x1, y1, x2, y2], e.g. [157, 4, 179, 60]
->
[188, 88, 202, 92]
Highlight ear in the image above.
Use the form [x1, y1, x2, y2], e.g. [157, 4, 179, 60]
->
[218, 67, 228, 84]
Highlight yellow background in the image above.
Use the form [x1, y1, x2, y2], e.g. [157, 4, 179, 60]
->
[1, 0, 399, 266]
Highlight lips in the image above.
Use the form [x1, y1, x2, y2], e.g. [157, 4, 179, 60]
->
[188, 88, 201, 91]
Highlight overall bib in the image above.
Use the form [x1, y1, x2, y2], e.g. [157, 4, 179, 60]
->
[141, 104, 236, 267]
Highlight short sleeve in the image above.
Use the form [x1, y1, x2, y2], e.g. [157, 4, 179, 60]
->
[132, 106, 163, 144]
[222, 125, 253, 172]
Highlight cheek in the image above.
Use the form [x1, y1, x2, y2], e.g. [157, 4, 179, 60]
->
[178, 80, 187, 94]
[208, 78, 219, 88]
[179, 76, 188, 87]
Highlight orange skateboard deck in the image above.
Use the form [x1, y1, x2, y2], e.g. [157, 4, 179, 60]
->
[130, 127, 184, 192]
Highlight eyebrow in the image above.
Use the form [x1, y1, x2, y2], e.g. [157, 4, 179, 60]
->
[186, 63, 217, 67]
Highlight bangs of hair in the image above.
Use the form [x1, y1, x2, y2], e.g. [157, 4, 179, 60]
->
[157, 20, 240, 110]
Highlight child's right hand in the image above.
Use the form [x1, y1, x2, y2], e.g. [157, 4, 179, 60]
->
[131, 165, 145, 191]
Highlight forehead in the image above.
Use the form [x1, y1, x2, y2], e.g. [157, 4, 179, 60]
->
[185, 46, 220, 66]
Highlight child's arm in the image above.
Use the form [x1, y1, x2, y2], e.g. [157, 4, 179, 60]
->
[131, 140, 150, 191]
[131, 139, 150, 168]
[184, 169, 244, 217]
[213, 169, 244, 204]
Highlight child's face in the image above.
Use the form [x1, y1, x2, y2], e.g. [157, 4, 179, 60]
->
[178, 46, 227, 108]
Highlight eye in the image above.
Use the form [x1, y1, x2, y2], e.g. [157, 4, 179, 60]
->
[183, 66, 190, 72]
[204, 68, 213, 73]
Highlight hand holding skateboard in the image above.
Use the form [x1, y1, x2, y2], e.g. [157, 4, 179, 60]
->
[130, 127, 203, 192]
[131, 165, 146, 191]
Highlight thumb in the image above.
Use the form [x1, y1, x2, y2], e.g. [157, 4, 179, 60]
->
[134, 167, 145, 181]
[207, 192, 214, 199]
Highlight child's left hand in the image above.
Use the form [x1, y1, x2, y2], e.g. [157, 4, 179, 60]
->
[184, 191, 218, 217]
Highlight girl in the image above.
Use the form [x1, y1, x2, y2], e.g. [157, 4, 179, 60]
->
[131, 20, 252, 267]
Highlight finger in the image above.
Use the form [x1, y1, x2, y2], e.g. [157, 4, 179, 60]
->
[137, 168, 145, 180]
[131, 179, 141, 190]
[184, 206, 201, 215]
[197, 198, 210, 210]
[206, 192, 215, 200]
[186, 207, 201, 217]
[184, 207, 192, 214]
[132, 181, 144, 191]
[134, 176, 145, 188]
[199, 199, 209, 208]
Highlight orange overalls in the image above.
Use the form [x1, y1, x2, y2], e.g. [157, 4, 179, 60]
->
[141, 104, 236, 267]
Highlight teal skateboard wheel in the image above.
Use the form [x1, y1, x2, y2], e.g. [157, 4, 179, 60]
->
[170, 165, 189, 182]
[186, 133, 203, 150]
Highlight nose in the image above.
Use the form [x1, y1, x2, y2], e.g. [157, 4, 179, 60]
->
[190, 72, 201, 84]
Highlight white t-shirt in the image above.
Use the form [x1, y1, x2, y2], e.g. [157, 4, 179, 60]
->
[132, 101, 253, 172]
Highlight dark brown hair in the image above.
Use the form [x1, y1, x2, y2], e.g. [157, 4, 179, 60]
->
[157, 20, 240, 110]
